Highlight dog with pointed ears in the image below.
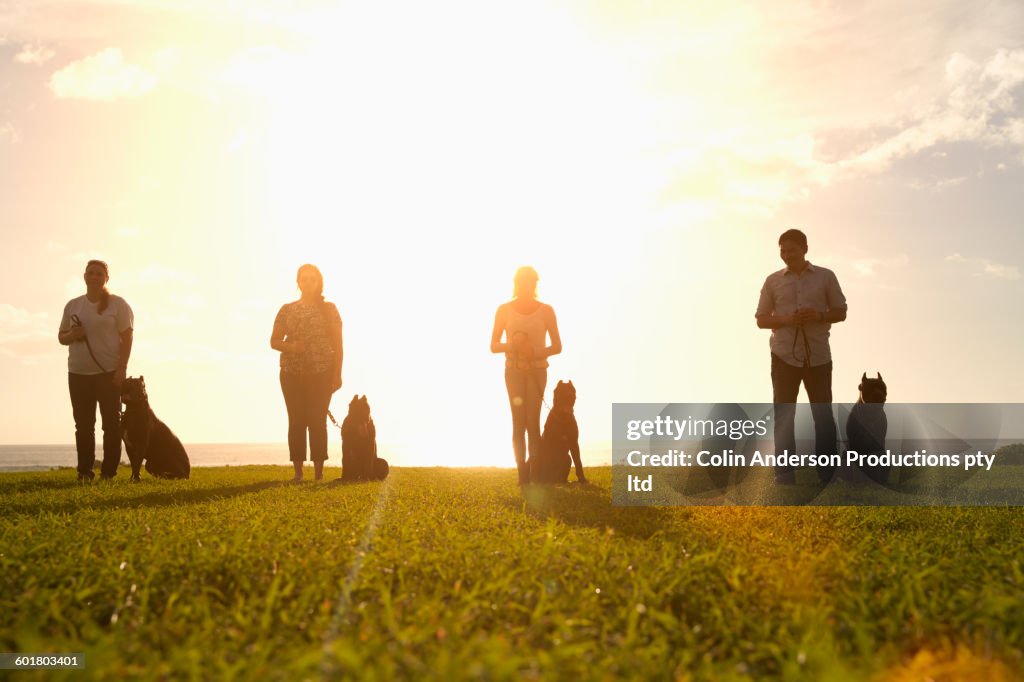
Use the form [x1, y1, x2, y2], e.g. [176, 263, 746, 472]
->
[120, 376, 191, 480]
[531, 380, 587, 485]
[846, 372, 888, 484]
[341, 395, 389, 482]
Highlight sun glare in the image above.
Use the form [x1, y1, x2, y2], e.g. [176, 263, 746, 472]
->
[259, 1, 662, 249]
[224, 1, 667, 466]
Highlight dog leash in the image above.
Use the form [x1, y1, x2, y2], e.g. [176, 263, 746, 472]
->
[327, 410, 341, 430]
[70, 313, 109, 373]
[534, 375, 552, 413]
[792, 323, 814, 369]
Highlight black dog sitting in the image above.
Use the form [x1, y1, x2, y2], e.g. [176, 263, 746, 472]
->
[531, 380, 587, 485]
[120, 376, 190, 480]
[341, 395, 389, 482]
[846, 372, 888, 484]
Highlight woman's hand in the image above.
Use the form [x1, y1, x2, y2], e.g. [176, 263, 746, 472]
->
[288, 340, 305, 353]
[331, 375, 342, 393]
[510, 331, 533, 359]
[68, 327, 86, 342]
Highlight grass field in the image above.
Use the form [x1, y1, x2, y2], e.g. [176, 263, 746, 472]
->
[1, 466, 1022, 681]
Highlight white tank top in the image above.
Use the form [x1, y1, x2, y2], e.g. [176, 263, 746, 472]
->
[504, 304, 549, 369]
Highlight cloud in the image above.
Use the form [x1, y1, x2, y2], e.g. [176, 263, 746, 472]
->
[633, 0, 1024, 218]
[658, 46, 1024, 219]
[907, 175, 969, 192]
[0, 304, 56, 363]
[14, 43, 54, 64]
[946, 253, 1021, 280]
[838, 49, 1024, 175]
[851, 254, 911, 277]
[0, 122, 19, 144]
[0, 303, 50, 329]
[49, 47, 157, 100]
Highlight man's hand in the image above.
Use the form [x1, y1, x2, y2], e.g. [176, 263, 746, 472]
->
[331, 376, 342, 393]
[793, 309, 820, 325]
[113, 367, 126, 388]
[68, 327, 87, 342]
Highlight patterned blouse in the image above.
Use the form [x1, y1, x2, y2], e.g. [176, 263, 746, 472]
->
[274, 301, 341, 375]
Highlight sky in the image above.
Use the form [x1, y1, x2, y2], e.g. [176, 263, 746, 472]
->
[1, 0, 1022, 466]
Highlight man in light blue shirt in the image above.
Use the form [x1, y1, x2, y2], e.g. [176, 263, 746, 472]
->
[756, 229, 847, 484]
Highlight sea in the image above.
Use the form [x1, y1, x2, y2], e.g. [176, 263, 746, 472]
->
[0, 443, 614, 472]
[0, 444, 291, 472]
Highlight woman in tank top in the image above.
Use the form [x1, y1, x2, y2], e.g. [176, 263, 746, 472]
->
[490, 266, 562, 485]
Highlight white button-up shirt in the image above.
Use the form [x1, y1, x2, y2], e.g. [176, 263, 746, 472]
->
[756, 262, 847, 368]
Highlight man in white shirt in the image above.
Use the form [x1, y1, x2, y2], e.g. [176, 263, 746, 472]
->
[58, 260, 134, 480]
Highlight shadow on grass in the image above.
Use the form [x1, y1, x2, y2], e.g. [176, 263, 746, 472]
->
[0, 476, 86, 495]
[319, 478, 384, 488]
[505, 482, 679, 540]
[2, 480, 294, 516]
[287, 478, 387, 498]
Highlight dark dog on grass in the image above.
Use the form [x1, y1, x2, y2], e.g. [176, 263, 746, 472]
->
[846, 372, 888, 484]
[120, 376, 190, 480]
[531, 380, 587, 485]
[341, 395, 389, 482]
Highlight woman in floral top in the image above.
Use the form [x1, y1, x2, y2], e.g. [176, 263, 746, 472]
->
[271, 264, 343, 481]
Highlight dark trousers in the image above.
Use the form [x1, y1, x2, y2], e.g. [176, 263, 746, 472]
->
[771, 354, 837, 482]
[280, 371, 331, 463]
[68, 372, 122, 478]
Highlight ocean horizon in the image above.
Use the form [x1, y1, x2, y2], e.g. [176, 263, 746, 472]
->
[0, 443, 614, 472]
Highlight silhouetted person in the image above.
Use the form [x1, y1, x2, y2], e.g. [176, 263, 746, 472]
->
[756, 229, 847, 484]
[271, 264, 343, 482]
[58, 260, 134, 481]
[491, 266, 562, 485]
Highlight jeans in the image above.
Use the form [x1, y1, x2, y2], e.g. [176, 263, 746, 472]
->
[280, 371, 332, 462]
[505, 367, 546, 484]
[68, 372, 122, 478]
[770, 354, 837, 481]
